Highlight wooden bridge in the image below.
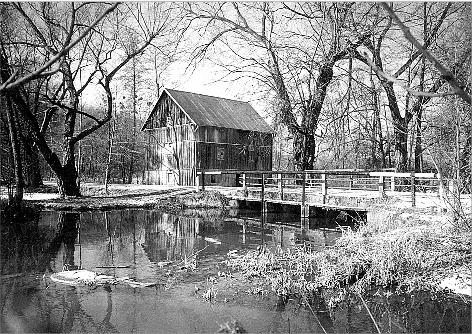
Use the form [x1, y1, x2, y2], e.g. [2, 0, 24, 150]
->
[195, 169, 446, 217]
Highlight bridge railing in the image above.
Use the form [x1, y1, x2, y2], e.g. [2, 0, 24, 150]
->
[195, 169, 443, 207]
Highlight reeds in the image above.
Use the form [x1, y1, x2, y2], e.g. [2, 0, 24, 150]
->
[227, 207, 471, 301]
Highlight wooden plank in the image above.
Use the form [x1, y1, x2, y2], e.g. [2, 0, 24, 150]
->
[370, 172, 435, 178]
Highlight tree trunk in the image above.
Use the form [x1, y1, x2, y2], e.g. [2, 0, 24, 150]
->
[414, 3, 427, 173]
[382, 81, 409, 171]
[128, 58, 137, 184]
[460, 125, 471, 191]
[22, 135, 43, 188]
[57, 158, 80, 197]
[292, 62, 334, 170]
[393, 119, 409, 172]
[5, 95, 24, 207]
[370, 69, 386, 168]
[104, 117, 115, 194]
[2, 59, 78, 197]
[293, 131, 316, 170]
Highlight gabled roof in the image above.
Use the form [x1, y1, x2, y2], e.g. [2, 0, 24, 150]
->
[143, 88, 273, 133]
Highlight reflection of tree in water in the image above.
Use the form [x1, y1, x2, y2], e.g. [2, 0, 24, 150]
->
[0, 208, 52, 275]
[1, 211, 119, 333]
[331, 291, 471, 333]
[58, 285, 118, 334]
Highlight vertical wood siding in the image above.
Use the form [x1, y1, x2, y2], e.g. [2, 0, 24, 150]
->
[143, 95, 273, 186]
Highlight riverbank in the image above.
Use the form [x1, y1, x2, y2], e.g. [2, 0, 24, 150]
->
[1, 183, 193, 211]
[3, 183, 470, 300]
[226, 205, 471, 303]
[4, 183, 232, 212]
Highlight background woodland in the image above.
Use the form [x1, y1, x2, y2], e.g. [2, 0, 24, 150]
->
[1, 2, 470, 202]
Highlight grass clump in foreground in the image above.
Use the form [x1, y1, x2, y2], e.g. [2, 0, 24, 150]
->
[226, 206, 471, 304]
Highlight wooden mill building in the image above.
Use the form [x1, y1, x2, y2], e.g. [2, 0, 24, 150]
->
[141, 88, 273, 186]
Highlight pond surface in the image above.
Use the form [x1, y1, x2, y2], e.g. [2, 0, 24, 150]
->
[1, 208, 470, 333]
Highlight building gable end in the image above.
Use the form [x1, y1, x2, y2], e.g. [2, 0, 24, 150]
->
[141, 89, 196, 131]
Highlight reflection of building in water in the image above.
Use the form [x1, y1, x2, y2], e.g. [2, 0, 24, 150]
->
[143, 211, 199, 263]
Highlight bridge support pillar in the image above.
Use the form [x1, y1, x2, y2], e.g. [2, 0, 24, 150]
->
[301, 204, 310, 218]
[278, 173, 283, 200]
[378, 176, 386, 198]
[262, 201, 268, 214]
[300, 217, 309, 230]
[321, 173, 327, 204]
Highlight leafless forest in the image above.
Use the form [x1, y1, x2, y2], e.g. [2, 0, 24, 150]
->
[1, 2, 470, 202]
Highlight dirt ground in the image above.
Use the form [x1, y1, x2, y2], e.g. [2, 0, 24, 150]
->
[1, 182, 195, 210]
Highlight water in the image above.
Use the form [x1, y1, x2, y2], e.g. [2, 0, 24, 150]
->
[1, 208, 470, 333]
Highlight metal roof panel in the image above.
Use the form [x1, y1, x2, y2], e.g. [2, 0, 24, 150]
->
[164, 89, 273, 133]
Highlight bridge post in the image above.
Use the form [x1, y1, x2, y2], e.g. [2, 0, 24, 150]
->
[195, 172, 200, 192]
[349, 175, 353, 190]
[278, 173, 283, 200]
[301, 172, 308, 217]
[242, 173, 247, 197]
[391, 176, 395, 191]
[436, 172, 447, 212]
[301, 216, 309, 230]
[411, 174, 416, 207]
[321, 173, 327, 204]
[378, 176, 385, 198]
[201, 171, 205, 192]
[242, 222, 246, 244]
[261, 172, 265, 206]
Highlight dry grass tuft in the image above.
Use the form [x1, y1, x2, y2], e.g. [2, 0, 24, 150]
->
[227, 207, 471, 300]
[179, 190, 229, 208]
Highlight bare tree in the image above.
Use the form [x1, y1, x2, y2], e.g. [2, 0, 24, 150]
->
[186, 2, 368, 170]
[0, 3, 118, 92]
[1, 3, 182, 196]
[381, 2, 471, 106]
[351, 2, 470, 171]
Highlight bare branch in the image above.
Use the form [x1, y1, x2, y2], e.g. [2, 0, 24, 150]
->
[73, 32, 159, 144]
[40, 107, 57, 135]
[360, 51, 458, 98]
[0, 3, 119, 92]
[393, 3, 452, 78]
[381, 2, 471, 105]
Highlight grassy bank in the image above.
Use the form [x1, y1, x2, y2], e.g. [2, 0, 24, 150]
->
[226, 206, 471, 302]
[9, 182, 228, 211]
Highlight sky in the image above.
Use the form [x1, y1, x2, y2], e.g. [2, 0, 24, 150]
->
[82, 54, 271, 122]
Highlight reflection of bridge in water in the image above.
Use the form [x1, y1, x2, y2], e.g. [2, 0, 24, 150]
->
[0, 209, 351, 277]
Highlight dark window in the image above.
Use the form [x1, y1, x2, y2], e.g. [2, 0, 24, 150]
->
[217, 147, 225, 161]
